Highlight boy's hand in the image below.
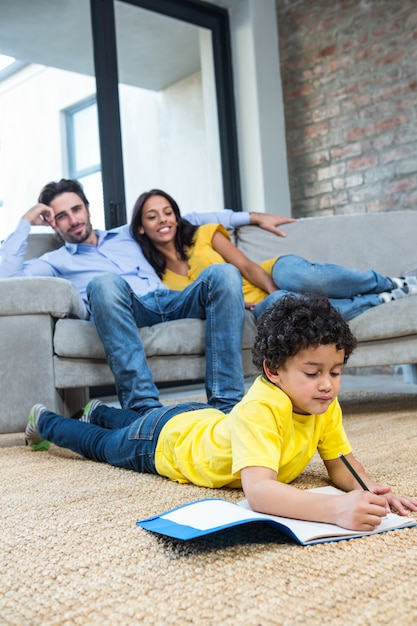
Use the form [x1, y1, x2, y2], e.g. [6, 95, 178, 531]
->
[332, 490, 388, 531]
[372, 485, 417, 516]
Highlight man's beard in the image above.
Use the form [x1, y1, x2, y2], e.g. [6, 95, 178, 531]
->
[62, 220, 93, 244]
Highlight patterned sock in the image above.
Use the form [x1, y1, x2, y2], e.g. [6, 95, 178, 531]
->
[380, 284, 417, 303]
[390, 276, 417, 289]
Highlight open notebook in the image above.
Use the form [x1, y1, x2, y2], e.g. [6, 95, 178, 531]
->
[136, 486, 416, 545]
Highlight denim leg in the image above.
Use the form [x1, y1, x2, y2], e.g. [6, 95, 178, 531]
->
[87, 273, 163, 411]
[89, 401, 210, 429]
[147, 265, 245, 412]
[253, 290, 291, 319]
[37, 409, 147, 468]
[253, 265, 382, 321]
[38, 402, 211, 472]
[326, 294, 382, 321]
[183, 264, 245, 411]
[88, 404, 144, 429]
[87, 267, 244, 414]
[272, 255, 394, 298]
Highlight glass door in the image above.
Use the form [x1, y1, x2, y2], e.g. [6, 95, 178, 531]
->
[91, 0, 241, 227]
[113, 1, 224, 219]
[0, 0, 241, 237]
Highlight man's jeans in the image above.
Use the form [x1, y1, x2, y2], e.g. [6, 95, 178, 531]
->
[253, 254, 393, 321]
[38, 401, 210, 472]
[87, 265, 245, 413]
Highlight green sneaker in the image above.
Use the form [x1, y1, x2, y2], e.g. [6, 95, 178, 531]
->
[25, 404, 51, 451]
[80, 399, 104, 423]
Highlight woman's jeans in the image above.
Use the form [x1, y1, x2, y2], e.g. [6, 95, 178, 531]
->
[38, 402, 210, 473]
[253, 254, 393, 321]
[87, 265, 245, 414]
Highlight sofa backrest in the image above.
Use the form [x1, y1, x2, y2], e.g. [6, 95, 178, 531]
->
[25, 211, 417, 277]
[25, 234, 63, 260]
[235, 210, 417, 277]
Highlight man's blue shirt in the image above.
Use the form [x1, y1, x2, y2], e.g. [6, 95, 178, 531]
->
[0, 211, 250, 305]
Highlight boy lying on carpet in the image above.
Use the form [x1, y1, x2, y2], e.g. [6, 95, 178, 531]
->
[25, 293, 417, 531]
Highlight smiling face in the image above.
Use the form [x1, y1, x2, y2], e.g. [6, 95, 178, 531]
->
[265, 343, 345, 415]
[138, 195, 178, 246]
[49, 192, 97, 245]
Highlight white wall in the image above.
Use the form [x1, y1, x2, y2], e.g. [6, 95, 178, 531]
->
[226, 0, 291, 215]
[0, 64, 220, 240]
[0, 65, 97, 239]
[120, 68, 223, 220]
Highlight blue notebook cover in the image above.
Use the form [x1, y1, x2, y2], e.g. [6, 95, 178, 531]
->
[136, 491, 416, 546]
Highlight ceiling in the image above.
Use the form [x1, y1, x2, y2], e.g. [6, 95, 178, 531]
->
[0, 0, 239, 91]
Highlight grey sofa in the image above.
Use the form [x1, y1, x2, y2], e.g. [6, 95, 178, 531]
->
[1, 210, 417, 433]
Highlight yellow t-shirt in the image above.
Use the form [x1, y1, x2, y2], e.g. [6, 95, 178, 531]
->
[155, 375, 352, 488]
[162, 223, 278, 305]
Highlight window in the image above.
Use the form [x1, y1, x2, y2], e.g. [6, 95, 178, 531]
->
[65, 98, 105, 230]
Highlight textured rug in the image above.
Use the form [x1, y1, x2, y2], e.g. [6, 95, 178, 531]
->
[2, 391, 417, 626]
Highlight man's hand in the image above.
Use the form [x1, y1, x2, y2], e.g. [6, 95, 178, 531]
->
[249, 212, 296, 237]
[22, 204, 56, 228]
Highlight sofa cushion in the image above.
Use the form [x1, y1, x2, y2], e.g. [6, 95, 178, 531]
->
[54, 311, 257, 359]
[349, 298, 417, 341]
[0, 276, 88, 319]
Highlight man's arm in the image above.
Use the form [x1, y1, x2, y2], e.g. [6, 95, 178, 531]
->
[248, 212, 296, 237]
[0, 209, 56, 278]
[184, 209, 296, 237]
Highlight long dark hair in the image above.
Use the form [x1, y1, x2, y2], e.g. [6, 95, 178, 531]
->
[130, 189, 198, 278]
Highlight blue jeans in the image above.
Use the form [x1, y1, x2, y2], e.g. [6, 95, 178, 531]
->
[253, 254, 393, 321]
[37, 402, 210, 472]
[87, 265, 245, 413]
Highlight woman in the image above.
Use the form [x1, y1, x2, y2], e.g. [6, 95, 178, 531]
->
[130, 189, 417, 321]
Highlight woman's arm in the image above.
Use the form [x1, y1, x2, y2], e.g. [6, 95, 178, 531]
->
[211, 231, 278, 294]
[241, 466, 389, 531]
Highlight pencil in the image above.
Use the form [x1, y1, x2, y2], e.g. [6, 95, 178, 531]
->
[338, 453, 370, 491]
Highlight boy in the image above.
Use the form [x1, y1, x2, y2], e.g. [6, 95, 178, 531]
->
[25, 294, 417, 531]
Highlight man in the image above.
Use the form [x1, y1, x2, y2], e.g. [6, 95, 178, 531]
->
[0, 178, 293, 413]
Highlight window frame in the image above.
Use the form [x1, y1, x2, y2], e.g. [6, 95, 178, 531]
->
[64, 96, 101, 181]
[90, 0, 241, 228]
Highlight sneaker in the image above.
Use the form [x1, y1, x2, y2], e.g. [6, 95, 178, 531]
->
[80, 399, 104, 423]
[25, 404, 51, 451]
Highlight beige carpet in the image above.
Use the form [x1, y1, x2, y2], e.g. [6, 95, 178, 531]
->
[2, 391, 417, 626]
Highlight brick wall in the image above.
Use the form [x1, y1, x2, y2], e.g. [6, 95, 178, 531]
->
[276, 0, 417, 217]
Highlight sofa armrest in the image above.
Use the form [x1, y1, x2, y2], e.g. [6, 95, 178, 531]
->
[0, 276, 89, 319]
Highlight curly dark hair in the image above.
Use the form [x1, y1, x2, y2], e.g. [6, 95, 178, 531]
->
[130, 189, 198, 278]
[252, 293, 357, 371]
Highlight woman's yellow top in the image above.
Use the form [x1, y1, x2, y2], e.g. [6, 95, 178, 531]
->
[162, 223, 278, 305]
